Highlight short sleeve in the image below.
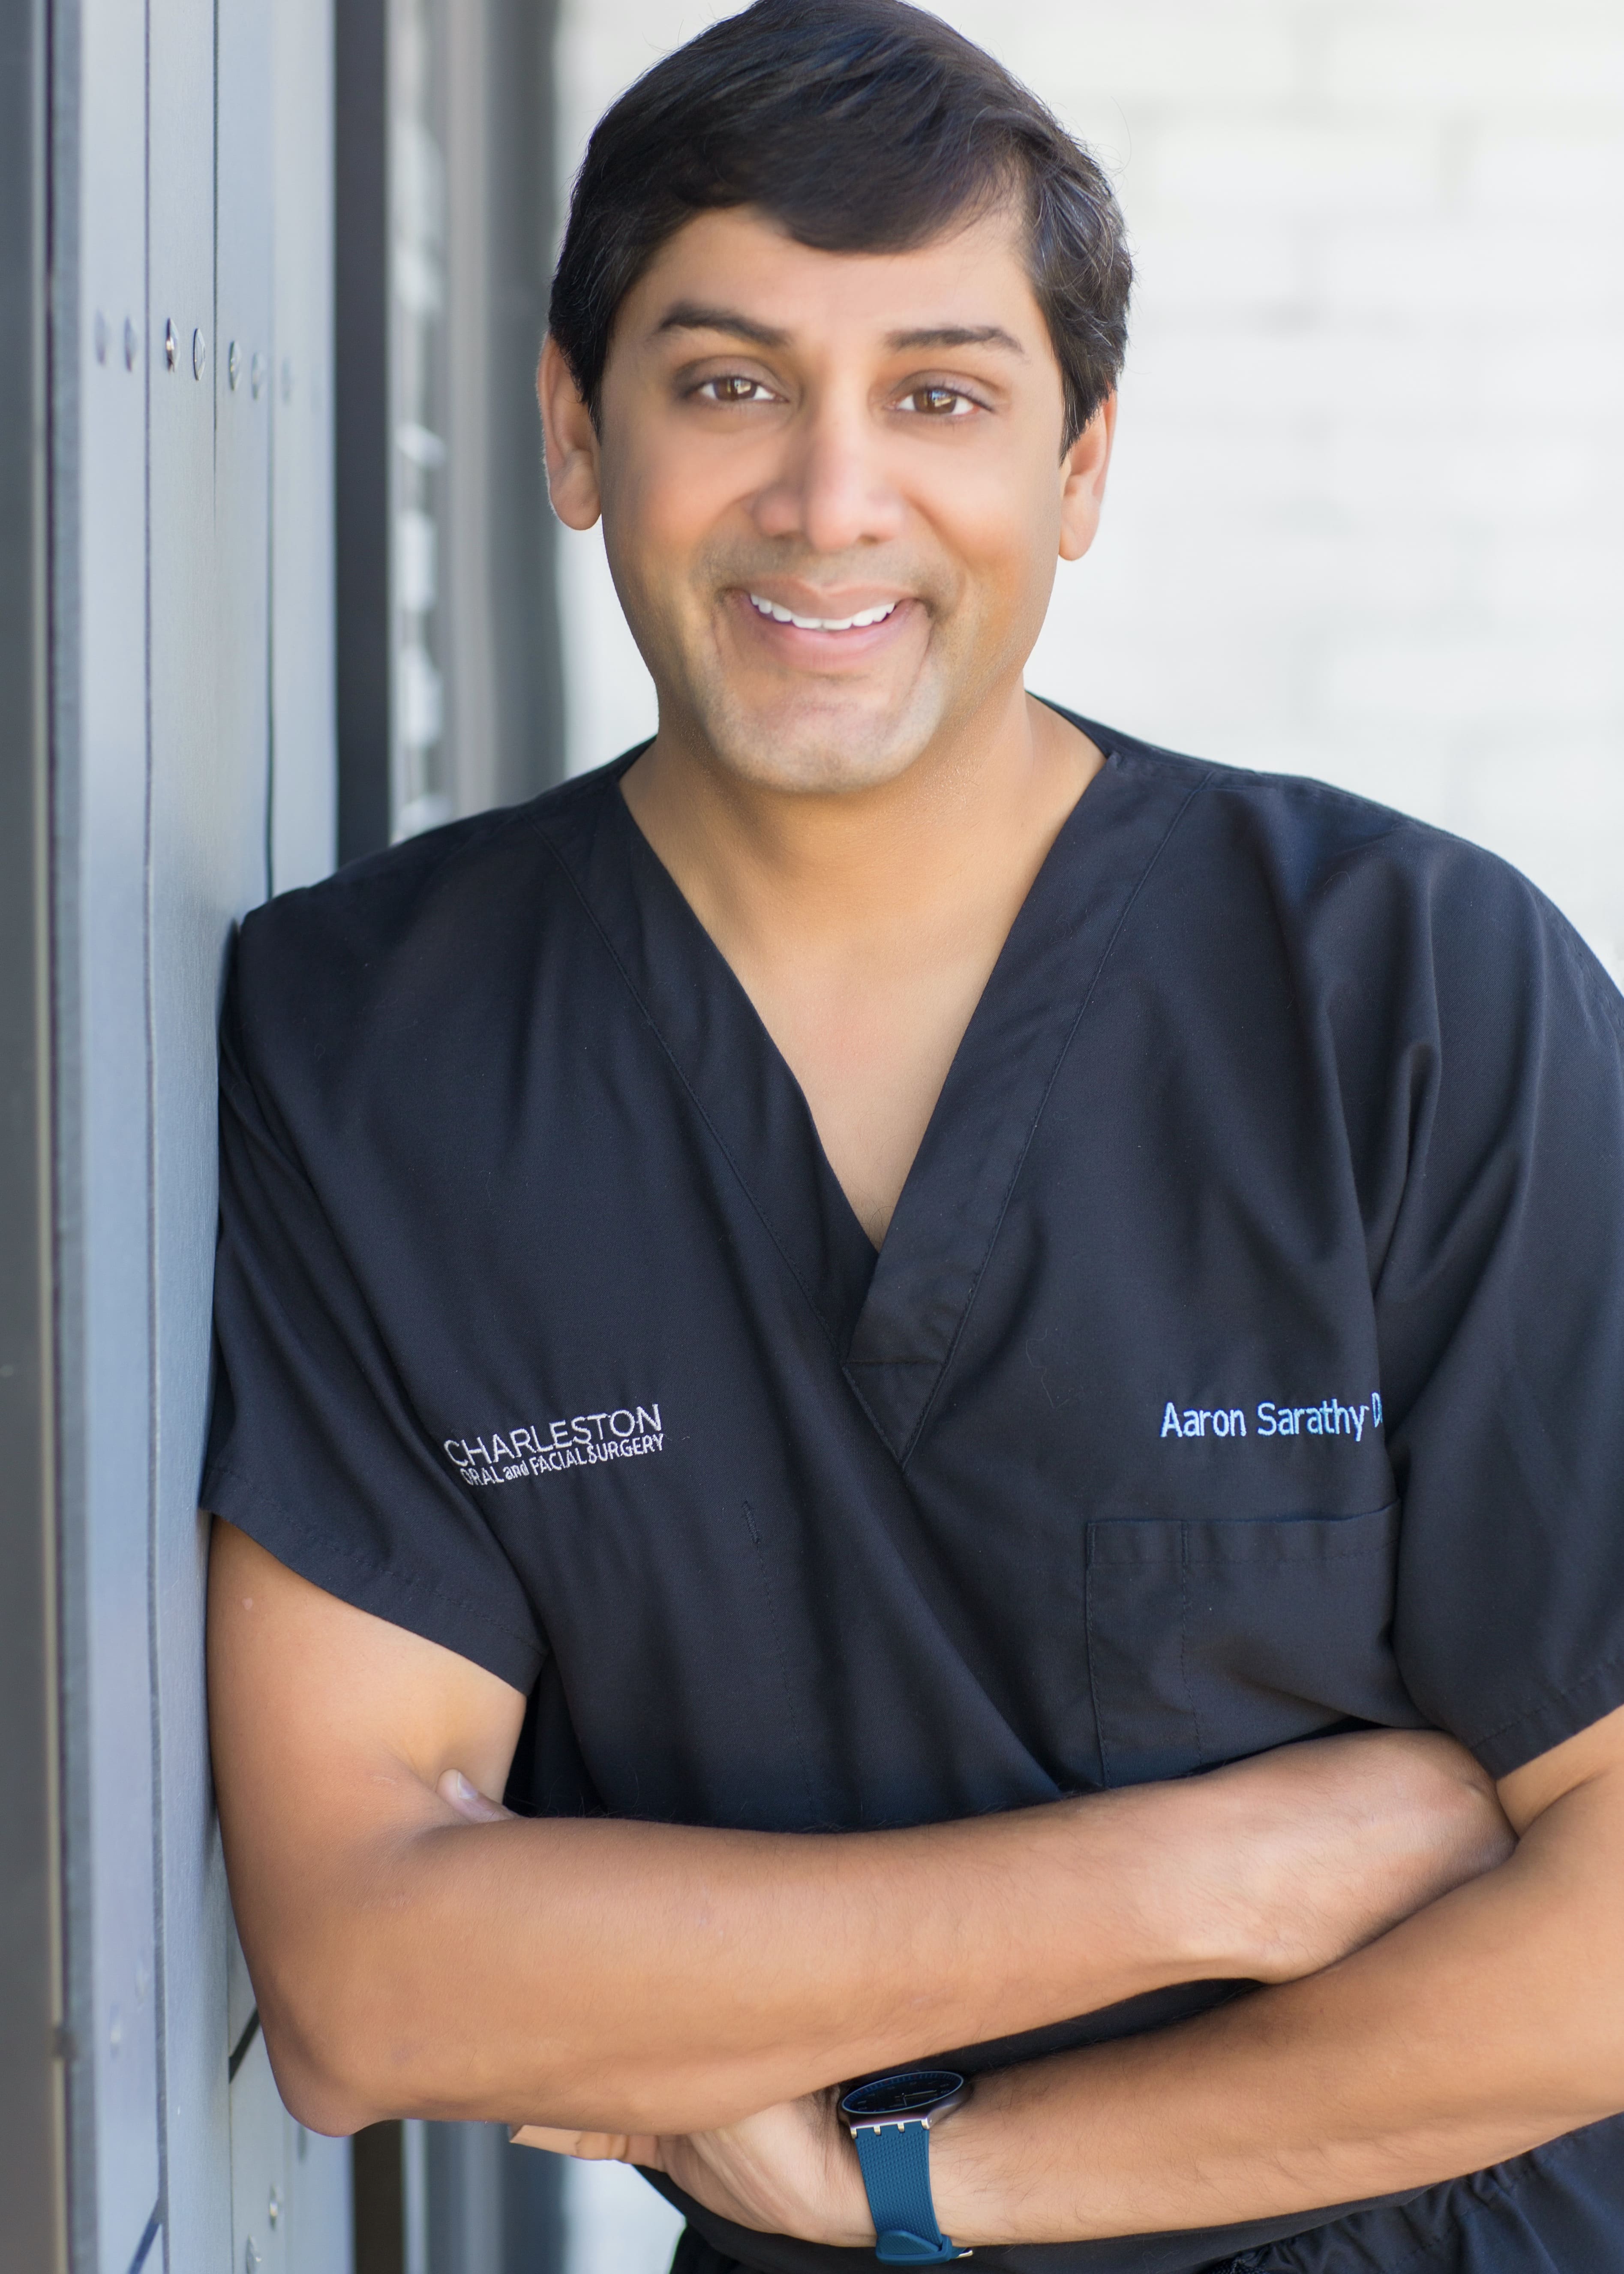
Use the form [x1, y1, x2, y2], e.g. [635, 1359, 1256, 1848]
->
[1363, 845, 1624, 1776]
[203, 928, 545, 1693]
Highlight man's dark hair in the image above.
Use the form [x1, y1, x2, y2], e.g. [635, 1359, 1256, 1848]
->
[549, 0, 1131, 451]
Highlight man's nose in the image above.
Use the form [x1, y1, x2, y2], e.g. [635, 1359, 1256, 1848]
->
[750, 400, 905, 555]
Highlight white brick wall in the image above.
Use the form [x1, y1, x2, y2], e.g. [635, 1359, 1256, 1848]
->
[555, 0, 1624, 980]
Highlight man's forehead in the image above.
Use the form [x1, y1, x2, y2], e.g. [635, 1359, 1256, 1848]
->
[629, 203, 1043, 351]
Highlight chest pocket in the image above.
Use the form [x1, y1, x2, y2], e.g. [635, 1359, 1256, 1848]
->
[1084, 1503, 1424, 1786]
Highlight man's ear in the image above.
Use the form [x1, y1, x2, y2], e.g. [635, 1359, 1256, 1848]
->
[1057, 393, 1117, 564]
[538, 334, 603, 531]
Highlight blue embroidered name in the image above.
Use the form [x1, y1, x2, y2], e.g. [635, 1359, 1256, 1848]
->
[1160, 1394, 1383, 1442]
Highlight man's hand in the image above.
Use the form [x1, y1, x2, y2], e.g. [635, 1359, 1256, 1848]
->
[511, 2097, 872, 2250]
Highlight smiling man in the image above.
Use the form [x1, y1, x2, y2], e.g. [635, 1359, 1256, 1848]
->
[204, 6, 1624, 2272]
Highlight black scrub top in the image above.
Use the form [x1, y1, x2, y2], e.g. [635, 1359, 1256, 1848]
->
[205, 718, 1624, 2274]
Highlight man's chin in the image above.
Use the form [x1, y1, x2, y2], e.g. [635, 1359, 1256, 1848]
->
[698, 690, 941, 797]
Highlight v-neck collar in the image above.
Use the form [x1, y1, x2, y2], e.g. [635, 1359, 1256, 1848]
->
[529, 717, 1207, 1467]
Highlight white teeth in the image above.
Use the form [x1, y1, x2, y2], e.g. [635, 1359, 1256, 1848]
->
[747, 593, 899, 633]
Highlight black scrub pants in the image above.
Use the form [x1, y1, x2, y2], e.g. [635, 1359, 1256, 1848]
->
[669, 2236, 1282, 2274]
[670, 2230, 741, 2274]
[676, 2248, 1324, 2274]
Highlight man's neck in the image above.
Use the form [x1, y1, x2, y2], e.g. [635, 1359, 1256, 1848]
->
[621, 689, 1102, 1247]
[622, 685, 1098, 958]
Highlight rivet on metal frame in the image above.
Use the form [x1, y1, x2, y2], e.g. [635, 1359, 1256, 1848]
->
[193, 327, 207, 380]
[123, 318, 138, 370]
[251, 351, 267, 400]
[228, 340, 241, 390]
[164, 318, 177, 370]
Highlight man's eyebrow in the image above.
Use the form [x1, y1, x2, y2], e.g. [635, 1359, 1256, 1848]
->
[884, 324, 1027, 357]
[651, 307, 1029, 360]
[653, 302, 790, 350]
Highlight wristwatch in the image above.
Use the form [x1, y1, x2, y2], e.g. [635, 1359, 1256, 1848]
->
[839, 2067, 973, 2264]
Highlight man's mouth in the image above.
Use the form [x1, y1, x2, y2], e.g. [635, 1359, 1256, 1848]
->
[745, 592, 901, 634]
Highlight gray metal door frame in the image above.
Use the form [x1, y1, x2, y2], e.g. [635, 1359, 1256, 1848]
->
[5, 0, 566, 2261]
[0, 0, 68, 2263]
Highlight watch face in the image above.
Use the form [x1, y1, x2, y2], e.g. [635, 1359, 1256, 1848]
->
[840, 2068, 968, 2124]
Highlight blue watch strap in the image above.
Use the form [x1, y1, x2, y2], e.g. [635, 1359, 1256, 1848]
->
[852, 2120, 968, 2264]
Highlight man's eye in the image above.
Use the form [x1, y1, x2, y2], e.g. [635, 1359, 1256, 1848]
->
[698, 375, 774, 405]
[900, 386, 976, 418]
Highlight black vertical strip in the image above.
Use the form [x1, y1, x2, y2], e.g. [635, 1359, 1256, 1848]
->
[485, 0, 564, 799]
[352, 2121, 406, 2274]
[335, 0, 392, 863]
[0, 0, 67, 2267]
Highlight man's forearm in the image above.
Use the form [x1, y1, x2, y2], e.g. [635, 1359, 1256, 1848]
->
[269, 1773, 1246, 2133]
[250, 1731, 1502, 2136]
[930, 1761, 1624, 2245]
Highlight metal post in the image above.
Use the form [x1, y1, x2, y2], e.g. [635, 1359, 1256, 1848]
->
[335, 0, 394, 863]
[336, 0, 563, 865]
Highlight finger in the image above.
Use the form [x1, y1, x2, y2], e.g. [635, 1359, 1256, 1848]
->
[438, 1768, 516, 1823]
[510, 2124, 590, 2154]
[507, 2125, 657, 2165]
